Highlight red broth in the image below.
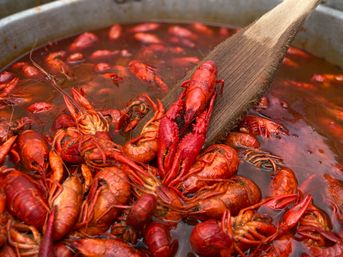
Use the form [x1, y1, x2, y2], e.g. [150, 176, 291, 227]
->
[0, 22, 342, 257]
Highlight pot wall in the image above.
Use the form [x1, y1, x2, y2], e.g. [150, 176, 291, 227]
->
[0, 0, 342, 68]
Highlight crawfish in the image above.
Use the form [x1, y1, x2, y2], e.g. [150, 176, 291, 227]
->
[15, 130, 49, 175]
[4, 169, 49, 230]
[69, 32, 98, 51]
[225, 132, 260, 149]
[144, 222, 178, 257]
[243, 148, 283, 172]
[163, 92, 217, 186]
[45, 51, 73, 78]
[270, 167, 298, 196]
[0, 116, 31, 144]
[123, 94, 164, 163]
[304, 228, 343, 257]
[101, 93, 151, 133]
[126, 193, 157, 228]
[128, 60, 168, 92]
[78, 166, 130, 235]
[70, 238, 145, 257]
[7, 220, 41, 257]
[297, 204, 331, 247]
[181, 60, 224, 126]
[125, 165, 184, 224]
[108, 24, 122, 40]
[231, 209, 276, 256]
[62, 88, 148, 175]
[0, 74, 19, 98]
[179, 144, 239, 194]
[0, 135, 17, 165]
[185, 176, 262, 219]
[50, 175, 83, 241]
[157, 91, 186, 178]
[324, 174, 343, 222]
[0, 244, 17, 257]
[38, 207, 56, 257]
[190, 211, 233, 257]
[240, 115, 288, 138]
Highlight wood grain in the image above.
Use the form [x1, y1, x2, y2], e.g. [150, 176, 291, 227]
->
[132, 0, 321, 145]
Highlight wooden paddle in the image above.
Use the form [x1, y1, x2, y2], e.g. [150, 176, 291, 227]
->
[133, 0, 321, 145]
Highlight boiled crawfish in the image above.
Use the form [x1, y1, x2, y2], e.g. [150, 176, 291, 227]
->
[123, 94, 164, 163]
[179, 144, 239, 194]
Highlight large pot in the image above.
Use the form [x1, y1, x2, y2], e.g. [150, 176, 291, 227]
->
[0, 0, 343, 69]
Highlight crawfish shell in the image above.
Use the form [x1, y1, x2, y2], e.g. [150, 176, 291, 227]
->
[81, 166, 131, 235]
[71, 238, 144, 257]
[196, 176, 261, 219]
[17, 130, 49, 172]
[181, 144, 239, 194]
[52, 176, 83, 241]
[5, 170, 48, 230]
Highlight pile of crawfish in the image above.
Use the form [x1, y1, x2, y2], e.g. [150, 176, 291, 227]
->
[0, 23, 342, 257]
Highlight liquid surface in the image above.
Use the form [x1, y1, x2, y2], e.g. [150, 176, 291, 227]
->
[1, 22, 342, 256]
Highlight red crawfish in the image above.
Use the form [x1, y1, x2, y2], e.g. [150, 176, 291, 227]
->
[0, 179, 10, 248]
[240, 115, 288, 138]
[185, 176, 262, 219]
[45, 51, 73, 78]
[0, 116, 31, 144]
[27, 102, 55, 113]
[231, 209, 276, 256]
[311, 73, 343, 87]
[15, 130, 49, 174]
[0, 135, 17, 165]
[263, 194, 313, 243]
[128, 60, 168, 92]
[302, 227, 343, 257]
[11, 61, 43, 79]
[66, 52, 85, 64]
[88, 49, 118, 61]
[78, 166, 131, 235]
[7, 220, 41, 257]
[144, 222, 178, 257]
[52, 127, 83, 163]
[134, 32, 161, 44]
[168, 25, 197, 40]
[324, 174, 343, 223]
[101, 93, 152, 133]
[69, 32, 98, 51]
[126, 193, 157, 228]
[270, 167, 298, 196]
[192, 22, 214, 36]
[190, 211, 233, 257]
[297, 204, 331, 248]
[163, 93, 217, 186]
[62, 88, 149, 175]
[157, 91, 186, 178]
[4, 169, 49, 230]
[52, 113, 75, 130]
[54, 243, 74, 257]
[0, 71, 19, 97]
[250, 234, 293, 257]
[123, 94, 164, 163]
[49, 175, 83, 241]
[225, 132, 260, 149]
[181, 60, 224, 126]
[94, 62, 112, 73]
[179, 144, 239, 194]
[70, 238, 145, 257]
[0, 244, 16, 257]
[38, 207, 56, 257]
[108, 24, 122, 40]
[125, 165, 184, 224]
[130, 22, 160, 33]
